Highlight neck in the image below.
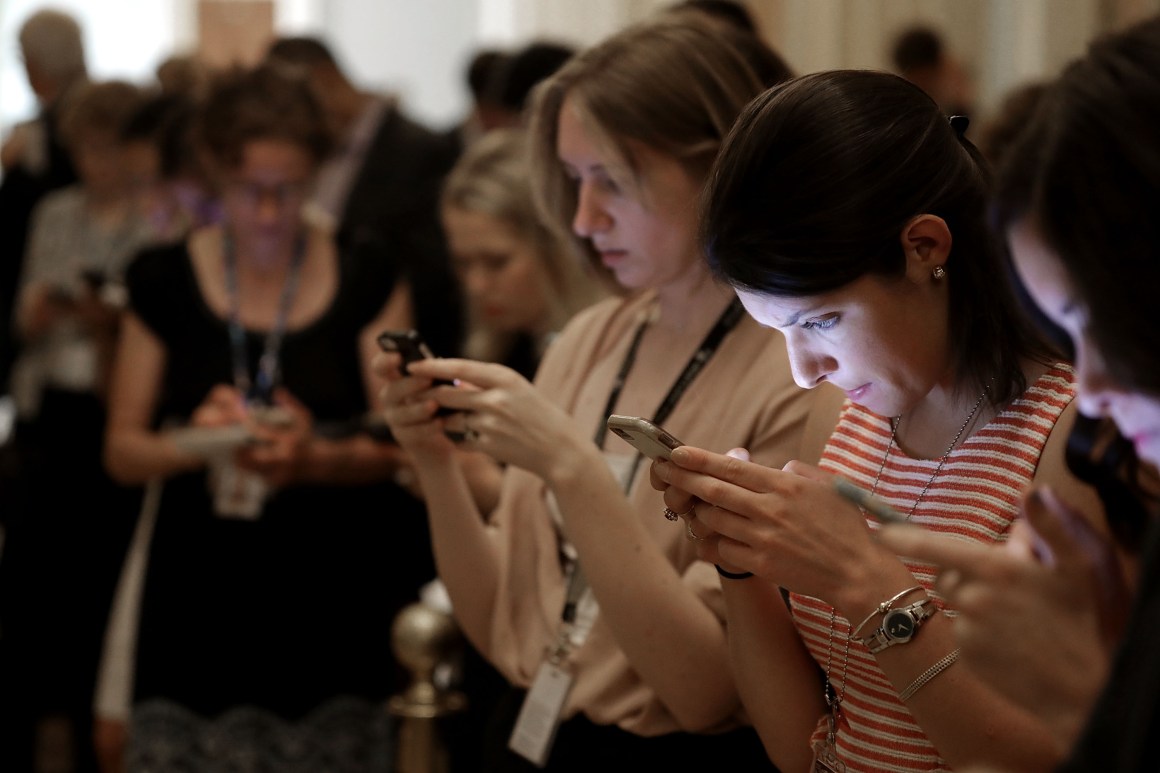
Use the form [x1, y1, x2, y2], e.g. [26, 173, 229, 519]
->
[896, 374, 994, 459]
[652, 263, 735, 334]
[227, 227, 308, 277]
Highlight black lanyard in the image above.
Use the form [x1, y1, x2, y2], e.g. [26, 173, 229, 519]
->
[223, 231, 306, 405]
[593, 296, 745, 480]
[558, 296, 746, 627]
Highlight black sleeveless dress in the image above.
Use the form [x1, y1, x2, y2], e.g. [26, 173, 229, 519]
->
[124, 242, 435, 771]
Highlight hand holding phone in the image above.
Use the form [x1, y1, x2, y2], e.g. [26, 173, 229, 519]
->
[377, 329, 458, 416]
[607, 415, 684, 460]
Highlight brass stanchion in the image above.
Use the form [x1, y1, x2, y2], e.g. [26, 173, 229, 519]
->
[388, 601, 467, 773]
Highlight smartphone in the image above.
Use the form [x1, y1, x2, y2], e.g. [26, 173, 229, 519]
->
[377, 329, 457, 416]
[607, 415, 685, 460]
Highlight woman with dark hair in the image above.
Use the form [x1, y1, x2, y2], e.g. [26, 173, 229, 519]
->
[881, 16, 1160, 770]
[101, 63, 433, 769]
[651, 70, 1104, 771]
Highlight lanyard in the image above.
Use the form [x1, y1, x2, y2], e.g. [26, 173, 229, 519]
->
[222, 231, 307, 405]
[558, 296, 746, 629]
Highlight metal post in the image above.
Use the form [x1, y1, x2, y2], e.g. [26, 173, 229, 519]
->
[388, 601, 467, 773]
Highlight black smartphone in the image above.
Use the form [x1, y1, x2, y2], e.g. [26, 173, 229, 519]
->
[377, 329, 457, 416]
[606, 415, 685, 460]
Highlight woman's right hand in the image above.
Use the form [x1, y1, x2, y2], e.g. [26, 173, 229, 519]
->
[372, 350, 460, 458]
[190, 384, 247, 428]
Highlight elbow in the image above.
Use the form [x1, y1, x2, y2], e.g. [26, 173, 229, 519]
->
[666, 693, 741, 734]
[102, 439, 144, 486]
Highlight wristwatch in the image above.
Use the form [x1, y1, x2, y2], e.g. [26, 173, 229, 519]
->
[863, 598, 937, 654]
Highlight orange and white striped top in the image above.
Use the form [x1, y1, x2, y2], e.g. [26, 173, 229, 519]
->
[790, 365, 1077, 772]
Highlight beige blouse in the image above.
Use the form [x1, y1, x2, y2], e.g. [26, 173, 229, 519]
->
[479, 289, 837, 737]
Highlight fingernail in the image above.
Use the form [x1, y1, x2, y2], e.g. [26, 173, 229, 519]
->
[670, 447, 689, 463]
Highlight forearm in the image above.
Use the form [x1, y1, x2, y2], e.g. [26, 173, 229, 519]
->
[836, 572, 1063, 771]
[548, 448, 741, 731]
[104, 427, 204, 485]
[722, 578, 824, 772]
[409, 447, 502, 652]
[295, 435, 401, 485]
[886, 622, 1061, 770]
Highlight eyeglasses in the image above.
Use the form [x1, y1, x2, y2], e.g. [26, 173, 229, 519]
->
[226, 179, 311, 209]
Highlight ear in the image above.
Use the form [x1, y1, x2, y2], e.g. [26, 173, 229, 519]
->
[899, 214, 952, 284]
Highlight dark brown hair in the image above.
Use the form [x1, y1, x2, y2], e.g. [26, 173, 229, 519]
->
[196, 63, 331, 170]
[994, 16, 1160, 397]
[703, 69, 1055, 403]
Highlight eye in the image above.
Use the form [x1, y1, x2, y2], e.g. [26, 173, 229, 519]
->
[594, 171, 622, 195]
[801, 313, 839, 331]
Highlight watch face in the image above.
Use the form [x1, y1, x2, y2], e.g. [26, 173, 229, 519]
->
[885, 609, 916, 641]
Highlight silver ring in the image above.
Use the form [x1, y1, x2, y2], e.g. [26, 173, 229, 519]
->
[686, 518, 703, 542]
[462, 415, 479, 443]
[662, 503, 695, 522]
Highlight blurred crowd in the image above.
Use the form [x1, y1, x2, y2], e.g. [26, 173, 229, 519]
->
[0, 3, 1157, 773]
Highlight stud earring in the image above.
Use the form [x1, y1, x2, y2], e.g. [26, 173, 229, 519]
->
[932, 265, 946, 280]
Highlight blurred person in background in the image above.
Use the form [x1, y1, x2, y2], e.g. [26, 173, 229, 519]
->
[0, 7, 87, 398]
[0, 77, 154, 773]
[265, 35, 465, 361]
[102, 62, 435, 771]
[891, 24, 976, 119]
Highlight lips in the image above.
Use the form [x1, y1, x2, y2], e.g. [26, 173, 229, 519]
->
[844, 384, 870, 402]
[598, 249, 627, 266]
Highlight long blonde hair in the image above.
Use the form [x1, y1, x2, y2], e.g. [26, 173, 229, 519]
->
[441, 128, 604, 363]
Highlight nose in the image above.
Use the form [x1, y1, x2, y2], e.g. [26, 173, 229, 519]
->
[462, 266, 490, 300]
[1073, 342, 1119, 419]
[571, 180, 610, 238]
[785, 337, 836, 389]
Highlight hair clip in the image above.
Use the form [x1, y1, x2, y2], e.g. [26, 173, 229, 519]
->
[949, 114, 970, 137]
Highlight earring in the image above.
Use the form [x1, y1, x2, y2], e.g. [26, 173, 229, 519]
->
[932, 265, 946, 280]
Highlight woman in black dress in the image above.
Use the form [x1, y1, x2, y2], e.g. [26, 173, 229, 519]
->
[102, 64, 435, 771]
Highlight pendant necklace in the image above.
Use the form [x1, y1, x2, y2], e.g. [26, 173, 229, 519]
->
[812, 385, 989, 772]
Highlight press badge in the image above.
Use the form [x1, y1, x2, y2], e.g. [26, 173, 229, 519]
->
[508, 658, 574, 767]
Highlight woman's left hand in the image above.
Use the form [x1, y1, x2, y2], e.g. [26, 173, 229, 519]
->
[653, 446, 895, 602]
[235, 387, 315, 487]
[404, 357, 589, 481]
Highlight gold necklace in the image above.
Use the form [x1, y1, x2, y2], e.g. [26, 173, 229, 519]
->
[812, 386, 989, 771]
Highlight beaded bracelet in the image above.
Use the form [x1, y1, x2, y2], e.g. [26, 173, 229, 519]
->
[715, 564, 754, 580]
[899, 648, 960, 702]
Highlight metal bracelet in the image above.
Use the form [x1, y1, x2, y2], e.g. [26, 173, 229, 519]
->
[899, 648, 960, 702]
[849, 585, 925, 641]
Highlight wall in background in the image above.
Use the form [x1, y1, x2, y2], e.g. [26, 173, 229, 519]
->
[2, 0, 1159, 144]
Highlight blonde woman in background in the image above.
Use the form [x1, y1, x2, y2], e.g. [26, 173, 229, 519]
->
[442, 127, 605, 380]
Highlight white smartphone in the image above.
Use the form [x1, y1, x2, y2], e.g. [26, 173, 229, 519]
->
[606, 415, 685, 460]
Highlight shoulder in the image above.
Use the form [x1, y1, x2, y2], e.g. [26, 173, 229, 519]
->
[1032, 368, 1108, 536]
[531, 292, 646, 390]
[30, 185, 82, 222]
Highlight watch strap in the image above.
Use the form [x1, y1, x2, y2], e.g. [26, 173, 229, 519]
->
[864, 598, 937, 654]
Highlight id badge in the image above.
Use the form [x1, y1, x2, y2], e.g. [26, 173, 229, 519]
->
[508, 660, 575, 768]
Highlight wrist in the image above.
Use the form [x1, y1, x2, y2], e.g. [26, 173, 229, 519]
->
[544, 439, 602, 491]
[715, 564, 754, 580]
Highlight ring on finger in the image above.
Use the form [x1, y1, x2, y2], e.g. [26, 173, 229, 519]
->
[686, 518, 704, 543]
[463, 415, 480, 443]
[662, 503, 695, 522]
